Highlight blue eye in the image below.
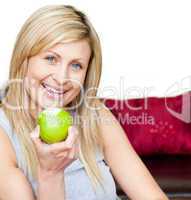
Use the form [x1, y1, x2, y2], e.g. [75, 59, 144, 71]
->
[45, 56, 57, 64]
[71, 63, 82, 70]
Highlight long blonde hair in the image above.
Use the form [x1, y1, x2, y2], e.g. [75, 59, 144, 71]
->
[1, 4, 105, 191]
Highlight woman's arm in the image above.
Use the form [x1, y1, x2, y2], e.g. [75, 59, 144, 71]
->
[0, 126, 66, 200]
[97, 106, 169, 200]
[37, 167, 65, 200]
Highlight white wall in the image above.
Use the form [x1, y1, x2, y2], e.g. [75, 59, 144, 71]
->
[0, 0, 191, 99]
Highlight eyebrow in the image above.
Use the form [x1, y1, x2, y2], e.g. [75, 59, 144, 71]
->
[46, 50, 84, 62]
[46, 50, 61, 58]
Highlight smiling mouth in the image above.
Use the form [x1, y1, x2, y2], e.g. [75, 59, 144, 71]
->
[41, 83, 69, 97]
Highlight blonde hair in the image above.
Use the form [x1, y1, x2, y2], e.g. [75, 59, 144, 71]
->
[1, 4, 106, 191]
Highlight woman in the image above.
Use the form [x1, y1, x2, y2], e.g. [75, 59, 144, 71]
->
[0, 4, 169, 200]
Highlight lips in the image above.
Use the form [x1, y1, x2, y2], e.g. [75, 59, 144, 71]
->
[41, 83, 67, 96]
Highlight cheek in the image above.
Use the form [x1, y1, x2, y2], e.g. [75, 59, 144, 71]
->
[70, 78, 85, 96]
[24, 58, 48, 97]
[23, 76, 41, 99]
[71, 81, 85, 101]
[27, 58, 50, 82]
[70, 70, 87, 88]
[69, 84, 81, 97]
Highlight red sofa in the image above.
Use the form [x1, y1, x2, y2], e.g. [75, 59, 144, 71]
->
[101, 91, 191, 199]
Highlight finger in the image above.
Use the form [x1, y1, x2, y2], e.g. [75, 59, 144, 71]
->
[74, 142, 80, 153]
[56, 143, 78, 159]
[30, 125, 46, 152]
[30, 125, 40, 138]
[65, 126, 79, 146]
[54, 140, 80, 159]
[55, 151, 68, 158]
[67, 145, 76, 159]
[66, 141, 80, 159]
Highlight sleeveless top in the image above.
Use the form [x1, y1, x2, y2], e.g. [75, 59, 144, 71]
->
[0, 108, 119, 200]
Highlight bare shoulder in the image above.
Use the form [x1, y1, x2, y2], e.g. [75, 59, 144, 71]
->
[96, 101, 169, 200]
[96, 101, 134, 155]
[0, 125, 17, 168]
[0, 126, 35, 200]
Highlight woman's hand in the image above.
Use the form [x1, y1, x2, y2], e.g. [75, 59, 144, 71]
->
[30, 125, 79, 175]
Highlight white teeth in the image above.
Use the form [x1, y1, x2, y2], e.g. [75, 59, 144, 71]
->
[42, 83, 64, 94]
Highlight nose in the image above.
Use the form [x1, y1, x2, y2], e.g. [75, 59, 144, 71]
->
[52, 65, 69, 85]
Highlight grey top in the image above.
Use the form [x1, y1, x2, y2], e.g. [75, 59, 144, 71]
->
[0, 108, 118, 200]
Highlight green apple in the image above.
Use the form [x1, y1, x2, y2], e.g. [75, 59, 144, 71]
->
[37, 107, 73, 144]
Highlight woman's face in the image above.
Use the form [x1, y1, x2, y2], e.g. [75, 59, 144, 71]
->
[24, 39, 91, 113]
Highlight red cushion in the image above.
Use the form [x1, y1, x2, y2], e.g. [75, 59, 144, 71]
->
[102, 91, 191, 155]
